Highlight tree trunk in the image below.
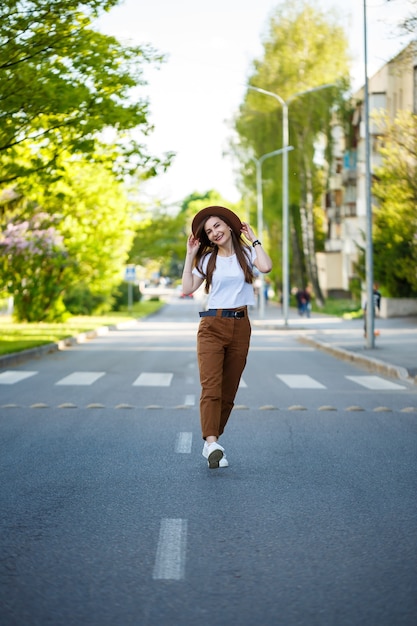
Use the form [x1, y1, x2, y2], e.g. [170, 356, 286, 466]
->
[301, 161, 325, 307]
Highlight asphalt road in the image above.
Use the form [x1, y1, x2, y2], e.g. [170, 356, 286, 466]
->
[1, 298, 416, 625]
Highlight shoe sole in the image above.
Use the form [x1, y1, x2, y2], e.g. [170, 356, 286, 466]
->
[208, 449, 223, 469]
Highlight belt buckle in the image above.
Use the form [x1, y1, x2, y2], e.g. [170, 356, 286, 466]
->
[234, 310, 243, 318]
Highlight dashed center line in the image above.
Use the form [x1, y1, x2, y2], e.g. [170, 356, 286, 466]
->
[153, 518, 187, 581]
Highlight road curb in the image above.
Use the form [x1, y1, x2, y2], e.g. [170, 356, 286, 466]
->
[0, 323, 134, 369]
[298, 335, 414, 384]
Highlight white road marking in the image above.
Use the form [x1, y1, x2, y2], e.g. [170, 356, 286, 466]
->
[0, 370, 37, 385]
[55, 372, 105, 386]
[239, 378, 247, 388]
[346, 376, 406, 390]
[133, 373, 173, 387]
[175, 432, 193, 453]
[276, 374, 326, 389]
[184, 394, 195, 406]
[153, 518, 187, 580]
[250, 346, 315, 351]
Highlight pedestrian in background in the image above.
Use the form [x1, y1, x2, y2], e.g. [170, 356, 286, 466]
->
[295, 287, 305, 316]
[304, 285, 312, 318]
[182, 206, 272, 469]
[364, 283, 382, 337]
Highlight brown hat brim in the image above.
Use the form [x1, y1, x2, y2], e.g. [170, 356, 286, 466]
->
[191, 206, 242, 238]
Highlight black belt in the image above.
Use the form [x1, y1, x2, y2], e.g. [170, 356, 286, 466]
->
[199, 308, 246, 319]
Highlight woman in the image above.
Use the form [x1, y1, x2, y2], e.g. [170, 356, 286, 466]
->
[182, 205, 272, 469]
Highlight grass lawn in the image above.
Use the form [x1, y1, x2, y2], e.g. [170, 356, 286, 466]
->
[0, 300, 164, 357]
[287, 296, 362, 318]
[312, 298, 363, 319]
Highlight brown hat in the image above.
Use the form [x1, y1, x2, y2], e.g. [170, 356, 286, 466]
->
[191, 206, 243, 238]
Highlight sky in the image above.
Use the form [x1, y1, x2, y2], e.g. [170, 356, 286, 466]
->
[97, 0, 413, 209]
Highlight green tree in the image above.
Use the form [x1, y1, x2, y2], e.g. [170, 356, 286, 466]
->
[38, 158, 137, 309]
[358, 111, 417, 297]
[0, 156, 137, 320]
[129, 208, 188, 280]
[232, 0, 350, 301]
[0, 0, 172, 186]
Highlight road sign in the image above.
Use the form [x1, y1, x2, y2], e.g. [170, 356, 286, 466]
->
[124, 265, 136, 282]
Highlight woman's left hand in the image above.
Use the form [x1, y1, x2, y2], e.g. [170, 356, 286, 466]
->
[240, 222, 256, 243]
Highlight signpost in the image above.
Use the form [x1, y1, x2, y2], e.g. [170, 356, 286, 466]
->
[124, 265, 137, 311]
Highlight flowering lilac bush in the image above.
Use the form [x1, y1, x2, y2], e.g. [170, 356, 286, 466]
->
[0, 213, 70, 321]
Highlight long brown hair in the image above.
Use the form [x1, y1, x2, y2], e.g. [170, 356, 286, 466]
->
[193, 214, 254, 294]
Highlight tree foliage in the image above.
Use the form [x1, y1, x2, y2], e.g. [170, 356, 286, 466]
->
[38, 158, 137, 300]
[363, 111, 417, 297]
[129, 209, 188, 279]
[0, 0, 172, 185]
[232, 0, 350, 298]
[0, 0, 177, 320]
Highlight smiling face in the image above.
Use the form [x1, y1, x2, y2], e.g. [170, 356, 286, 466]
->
[204, 216, 232, 248]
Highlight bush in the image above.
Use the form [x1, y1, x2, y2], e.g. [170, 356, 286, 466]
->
[64, 282, 110, 315]
[111, 281, 142, 311]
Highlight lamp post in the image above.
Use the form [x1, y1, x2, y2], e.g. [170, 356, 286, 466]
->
[250, 146, 294, 318]
[248, 83, 335, 326]
[363, 0, 375, 348]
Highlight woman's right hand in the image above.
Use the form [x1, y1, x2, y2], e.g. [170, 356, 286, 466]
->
[187, 234, 200, 256]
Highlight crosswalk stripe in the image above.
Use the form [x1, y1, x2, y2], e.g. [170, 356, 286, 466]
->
[0, 370, 37, 385]
[132, 373, 173, 387]
[153, 518, 187, 580]
[55, 372, 105, 386]
[276, 374, 326, 389]
[175, 432, 193, 453]
[346, 376, 406, 390]
[184, 394, 195, 406]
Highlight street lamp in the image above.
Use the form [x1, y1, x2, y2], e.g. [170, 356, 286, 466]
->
[363, 0, 375, 348]
[250, 146, 294, 318]
[248, 83, 335, 326]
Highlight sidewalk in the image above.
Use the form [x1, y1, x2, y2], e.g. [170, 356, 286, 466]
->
[251, 302, 417, 385]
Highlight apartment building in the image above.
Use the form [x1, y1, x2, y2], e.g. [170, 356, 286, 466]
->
[317, 42, 417, 298]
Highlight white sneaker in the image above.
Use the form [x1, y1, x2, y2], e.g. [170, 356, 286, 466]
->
[217, 455, 229, 468]
[202, 442, 227, 469]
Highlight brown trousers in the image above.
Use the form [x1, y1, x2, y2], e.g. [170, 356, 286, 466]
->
[197, 310, 251, 439]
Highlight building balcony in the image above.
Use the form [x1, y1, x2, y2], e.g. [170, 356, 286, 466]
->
[324, 239, 343, 252]
[342, 169, 357, 183]
[329, 174, 343, 190]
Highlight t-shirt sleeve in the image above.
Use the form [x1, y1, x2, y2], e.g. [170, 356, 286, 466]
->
[192, 254, 209, 278]
[192, 266, 203, 278]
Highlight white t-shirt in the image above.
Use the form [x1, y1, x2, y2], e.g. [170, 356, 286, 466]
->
[193, 248, 257, 308]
